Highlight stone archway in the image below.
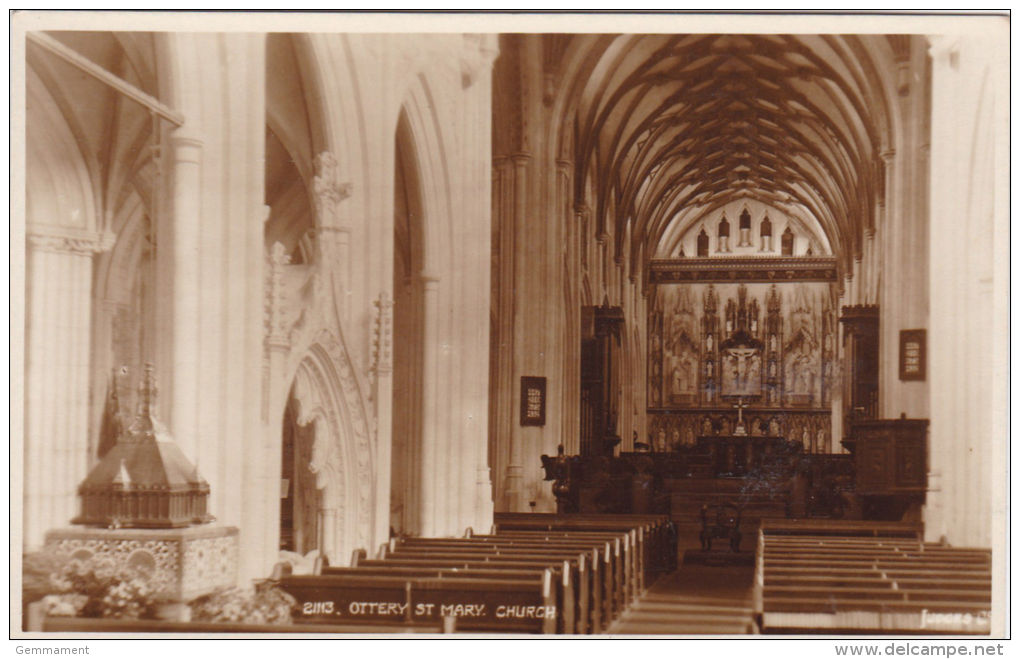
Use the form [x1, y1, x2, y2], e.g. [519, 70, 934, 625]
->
[285, 331, 375, 565]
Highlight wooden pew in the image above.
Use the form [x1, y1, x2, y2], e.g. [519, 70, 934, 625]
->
[490, 514, 673, 608]
[492, 513, 676, 586]
[354, 557, 595, 634]
[476, 530, 637, 606]
[395, 533, 632, 614]
[377, 544, 605, 632]
[759, 518, 923, 539]
[755, 520, 991, 634]
[43, 616, 447, 635]
[278, 570, 558, 634]
[492, 512, 674, 568]
[322, 563, 580, 635]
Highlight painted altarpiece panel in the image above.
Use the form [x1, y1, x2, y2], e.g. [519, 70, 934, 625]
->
[647, 281, 839, 453]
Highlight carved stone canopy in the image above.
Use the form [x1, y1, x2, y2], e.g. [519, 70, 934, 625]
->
[74, 364, 213, 529]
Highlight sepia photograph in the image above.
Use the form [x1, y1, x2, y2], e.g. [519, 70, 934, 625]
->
[8, 10, 1011, 649]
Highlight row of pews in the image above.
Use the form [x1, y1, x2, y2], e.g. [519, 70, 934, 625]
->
[755, 519, 992, 635]
[277, 513, 674, 634]
[41, 513, 672, 635]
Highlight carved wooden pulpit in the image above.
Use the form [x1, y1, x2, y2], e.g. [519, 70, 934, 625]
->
[844, 416, 928, 496]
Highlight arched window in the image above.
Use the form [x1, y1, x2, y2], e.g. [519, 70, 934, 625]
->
[718, 215, 730, 253]
[738, 208, 752, 246]
[760, 214, 773, 251]
[697, 228, 709, 256]
[781, 226, 795, 255]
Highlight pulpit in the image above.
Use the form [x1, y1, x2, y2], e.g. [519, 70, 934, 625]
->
[843, 416, 928, 495]
[841, 416, 927, 520]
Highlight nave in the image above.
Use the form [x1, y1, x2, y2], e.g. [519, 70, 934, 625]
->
[42, 512, 990, 637]
[16, 16, 1007, 639]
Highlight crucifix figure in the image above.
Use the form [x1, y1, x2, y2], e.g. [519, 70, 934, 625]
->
[732, 396, 749, 436]
[727, 347, 758, 392]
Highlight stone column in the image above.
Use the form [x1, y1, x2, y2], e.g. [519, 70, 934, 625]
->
[926, 33, 1003, 552]
[460, 36, 498, 533]
[880, 135, 928, 419]
[558, 162, 581, 459]
[503, 153, 532, 513]
[372, 291, 394, 544]
[166, 129, 203, 465]
[157, 33, 267, 579]
[258, 237, 290, 574]
[24, 228, 113, 549]
[490, 156, 516, 511]
[418, 273, 442, 536]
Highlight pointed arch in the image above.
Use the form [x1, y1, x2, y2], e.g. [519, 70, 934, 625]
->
[399, 72, 453, 278]
[286, 329, 375, 563]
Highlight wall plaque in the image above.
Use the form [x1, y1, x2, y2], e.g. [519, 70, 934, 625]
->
[899, 329, 926, 381]
[520, 376, 546, 426]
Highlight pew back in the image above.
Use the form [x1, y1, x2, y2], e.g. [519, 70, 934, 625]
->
[279, 571, 557, 634]
[755, 521, 991, 634]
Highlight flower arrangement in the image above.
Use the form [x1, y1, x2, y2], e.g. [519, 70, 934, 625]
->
[22, 551, 69, 611]
[39, 556, 157, 620]
[189, 582, 297, 625]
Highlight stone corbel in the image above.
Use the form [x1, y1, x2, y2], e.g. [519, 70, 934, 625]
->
[927, 35, 961, 69]
[460, 33, 499, 88]
[896, 61, 911, 97]
[313, 152, 353, 232]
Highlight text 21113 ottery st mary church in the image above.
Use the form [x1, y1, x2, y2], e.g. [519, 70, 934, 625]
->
[13, 13, 1008, 637]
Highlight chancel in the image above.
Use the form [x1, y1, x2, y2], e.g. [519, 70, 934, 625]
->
[14, 15, 1006, 638]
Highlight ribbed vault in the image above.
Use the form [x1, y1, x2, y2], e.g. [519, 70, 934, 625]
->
[27, 31, 160, 235]
[568, 34, 897, 280]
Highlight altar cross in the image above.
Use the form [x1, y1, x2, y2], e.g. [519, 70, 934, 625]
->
[732, 396, 749, 436]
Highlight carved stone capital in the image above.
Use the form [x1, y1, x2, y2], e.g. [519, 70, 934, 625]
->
[313, 152, 352, 228]
[27, 227, 115, 256]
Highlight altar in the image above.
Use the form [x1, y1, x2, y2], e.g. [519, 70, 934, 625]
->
[694, 435, 791, 477]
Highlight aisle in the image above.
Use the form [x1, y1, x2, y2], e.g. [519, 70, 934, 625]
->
[606, 560, 758, 635]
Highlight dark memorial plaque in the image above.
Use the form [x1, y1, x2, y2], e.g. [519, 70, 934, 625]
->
[899, 329, 926, 381]
[520, 376, 547, 426]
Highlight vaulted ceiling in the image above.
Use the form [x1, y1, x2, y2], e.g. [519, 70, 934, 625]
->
[566, 34, 901, 277]
[27, 31, 160, 234]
